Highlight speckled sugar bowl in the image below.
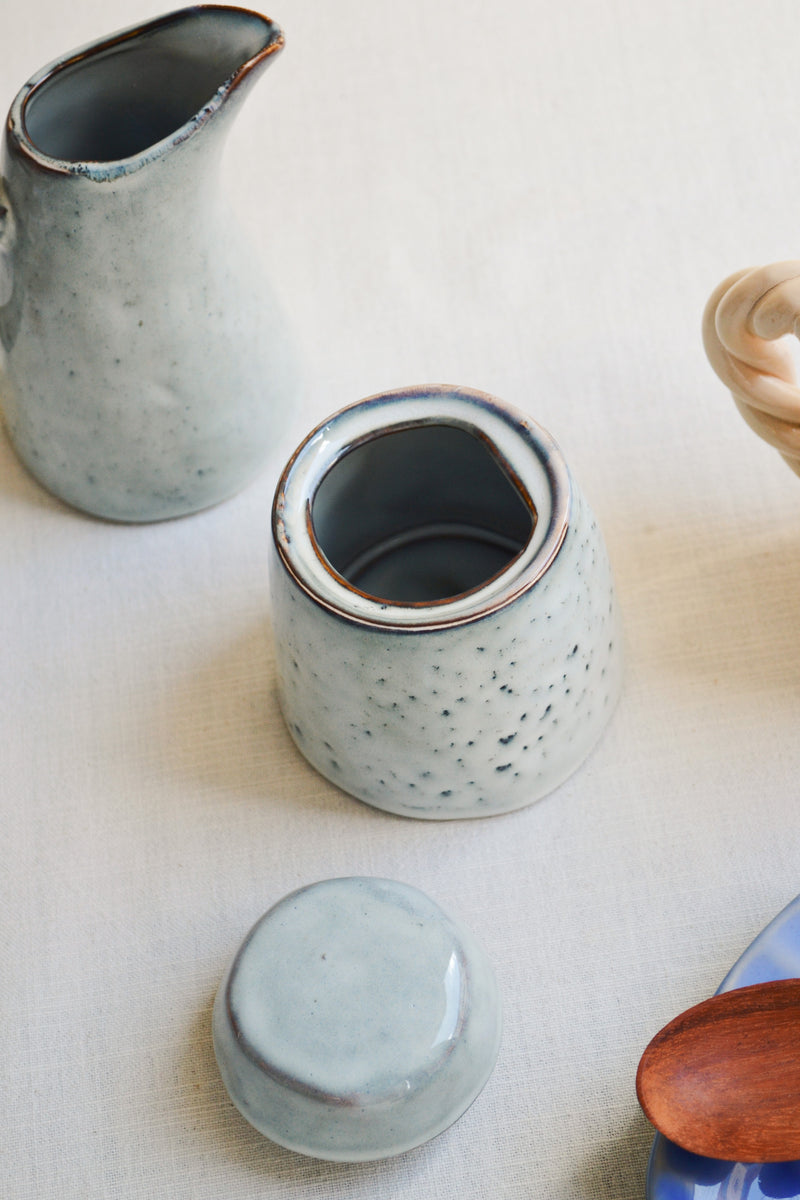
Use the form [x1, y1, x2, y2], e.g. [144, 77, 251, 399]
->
[0, 6, 295, 521]
[270, 385, 623, 818]
[212, 877, 502, 1161]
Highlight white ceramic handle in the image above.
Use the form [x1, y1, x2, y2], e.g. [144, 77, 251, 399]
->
[703, 261, 800, 475]
[0, 183, 13, 307]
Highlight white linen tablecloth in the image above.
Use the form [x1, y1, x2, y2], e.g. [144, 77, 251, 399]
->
[3, 2, 800, 1196]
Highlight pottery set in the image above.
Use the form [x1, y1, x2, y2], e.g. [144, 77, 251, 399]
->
[0, 0, 627, 1172]
[0, 3, 621, 802]
[4, 1, 796, 1184]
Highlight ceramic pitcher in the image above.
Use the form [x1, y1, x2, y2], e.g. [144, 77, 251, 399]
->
[0, 6, 295, 521]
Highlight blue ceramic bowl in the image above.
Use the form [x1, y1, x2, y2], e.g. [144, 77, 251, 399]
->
[647, 893, 800, 1200]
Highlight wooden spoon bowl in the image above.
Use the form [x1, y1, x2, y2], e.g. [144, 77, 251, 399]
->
[636, 978, 800, 1163]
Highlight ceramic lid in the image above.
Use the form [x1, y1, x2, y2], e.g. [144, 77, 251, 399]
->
[212, 876, 502, 1161]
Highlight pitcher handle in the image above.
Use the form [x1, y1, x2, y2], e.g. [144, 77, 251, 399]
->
[0, 182, 13, 307]
[703, 261, 800, 475]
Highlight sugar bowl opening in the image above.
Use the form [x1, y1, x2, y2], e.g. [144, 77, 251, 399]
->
[269, 385, 623, 818]
[310, 423, 537, 605]
[272, 385, 570, 631]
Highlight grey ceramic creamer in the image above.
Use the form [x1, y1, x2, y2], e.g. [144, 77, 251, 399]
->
[0, 6, 295, 521]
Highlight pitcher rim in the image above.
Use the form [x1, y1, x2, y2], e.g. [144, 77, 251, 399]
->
[4, 4, 283, 180]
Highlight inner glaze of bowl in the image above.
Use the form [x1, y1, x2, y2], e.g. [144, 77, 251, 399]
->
[311, 424, 536, 604]
[22, 9, 274, 162]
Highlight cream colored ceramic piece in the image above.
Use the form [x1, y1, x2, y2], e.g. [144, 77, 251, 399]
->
[703, 261, 800, 476]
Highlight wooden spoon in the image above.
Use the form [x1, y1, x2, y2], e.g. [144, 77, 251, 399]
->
[636, 978, 800, 1162]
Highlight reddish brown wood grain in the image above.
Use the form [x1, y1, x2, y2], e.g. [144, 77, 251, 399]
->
[636, 979, 800, 1162]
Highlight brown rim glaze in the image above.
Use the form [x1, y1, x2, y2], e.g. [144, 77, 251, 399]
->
[271, 385, 571, 632]
[302, 419, 539, 610]
[6, 5, 283, 177]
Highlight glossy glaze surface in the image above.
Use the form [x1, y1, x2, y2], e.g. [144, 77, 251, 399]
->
[270, 386, 623, 818]
[0, 6, 295, 521]
[212, 877, 502, 1161]
[647, 893, 800, 1200]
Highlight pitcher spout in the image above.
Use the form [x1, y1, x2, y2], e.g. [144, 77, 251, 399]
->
[6, 5, 284, 177]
